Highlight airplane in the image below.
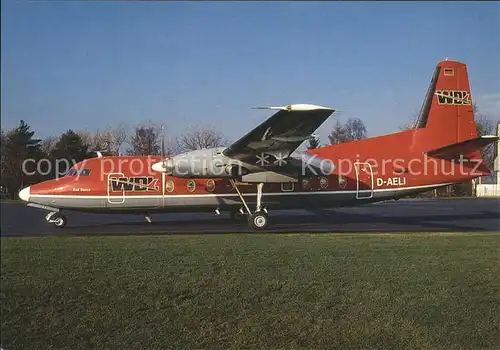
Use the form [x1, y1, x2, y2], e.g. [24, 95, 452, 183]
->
[18, 59, 498, 230]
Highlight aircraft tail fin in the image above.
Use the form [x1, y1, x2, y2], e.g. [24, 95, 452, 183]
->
[415, 59, 478, 147]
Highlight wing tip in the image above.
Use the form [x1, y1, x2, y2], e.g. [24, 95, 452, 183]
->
[252, 104, 335, 112]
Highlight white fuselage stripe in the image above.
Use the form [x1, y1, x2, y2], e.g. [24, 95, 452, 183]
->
[28, 183, 454, 199]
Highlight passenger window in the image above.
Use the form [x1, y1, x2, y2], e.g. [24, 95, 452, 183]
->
[319, 177, 328, 189]
[165, 180, 175, 193]
[205, 179, 215, 192]
[302, 178, 311, 190]
[187, 180, 196, 192]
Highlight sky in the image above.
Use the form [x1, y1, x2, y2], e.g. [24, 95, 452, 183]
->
[2, 1, 500, 147]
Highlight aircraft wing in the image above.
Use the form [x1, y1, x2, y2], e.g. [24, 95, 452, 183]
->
[222, 104, 335, 162]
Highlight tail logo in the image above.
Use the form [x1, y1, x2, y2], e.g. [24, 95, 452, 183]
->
[435, 90, 472, 106]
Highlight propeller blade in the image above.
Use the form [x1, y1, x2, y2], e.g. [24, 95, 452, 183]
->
[160, 125, 166, 168]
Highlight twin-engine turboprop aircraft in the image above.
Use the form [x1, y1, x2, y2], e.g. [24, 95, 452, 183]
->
[18, 60, 498, 229]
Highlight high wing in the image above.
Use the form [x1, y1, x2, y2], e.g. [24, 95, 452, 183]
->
[222, 104, 335, 161]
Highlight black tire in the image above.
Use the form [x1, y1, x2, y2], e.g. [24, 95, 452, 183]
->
[52, 215, 67, 228]
[248, 211, 268, 230]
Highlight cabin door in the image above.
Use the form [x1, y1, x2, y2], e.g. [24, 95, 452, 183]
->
[106, 172, 126, 205]
[354, 162, 374, 199]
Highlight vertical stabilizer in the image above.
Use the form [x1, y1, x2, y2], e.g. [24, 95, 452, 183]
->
[415, 60, 478, 146]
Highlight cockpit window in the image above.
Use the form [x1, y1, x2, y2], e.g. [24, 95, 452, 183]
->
[65, 169, 91, 176]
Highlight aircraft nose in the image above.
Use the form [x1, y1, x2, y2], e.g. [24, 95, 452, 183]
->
[18, 186, 30, 202]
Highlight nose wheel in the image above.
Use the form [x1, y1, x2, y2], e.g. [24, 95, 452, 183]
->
[52, 215, 67, 228]
[46, 212, 67, 228]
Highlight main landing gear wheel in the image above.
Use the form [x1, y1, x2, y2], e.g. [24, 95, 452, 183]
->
[52, 214, 67, 228]
[229, 180, 270, 230]
[248, 211, 268, 230]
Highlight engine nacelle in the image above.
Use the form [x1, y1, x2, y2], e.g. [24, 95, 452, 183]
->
[152, 148, 250, 178]
[151, 148, 335, 179]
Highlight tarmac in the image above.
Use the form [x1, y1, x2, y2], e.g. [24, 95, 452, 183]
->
[1, 198, 499, 237]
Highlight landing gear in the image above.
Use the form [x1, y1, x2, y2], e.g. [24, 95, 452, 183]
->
[53, 215, 67, 228]
[248, 211, 268, 230]
[46, 212, 67, 228]
[229, 180, 269, 230]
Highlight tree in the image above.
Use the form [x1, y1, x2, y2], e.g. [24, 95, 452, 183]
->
[328, 118, 367, 144]
[0, 129, 7, 193]
[398, 114, 418, 131]
[78, 123, 130, 155]
[78, 130, 105, 151]
[470, 103, 498, 196]
[307, 135, 320, 149]
[40, 136, 58, 155]
[176, 124, 228, 153]
[127, 123, 162, 156]
[476, 115, 496, 169]
[328, 121, 347, 144]
[1, 120, 43, 197]
[50, 130, 90, 177]
[108, 122, 130, 155]
[344, 118, 367, 141]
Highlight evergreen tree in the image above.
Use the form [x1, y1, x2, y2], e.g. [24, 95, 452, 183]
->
[328, 118, 367, 144]
[0, 129, 7, 196]
[50, 130, 90, 176]
[1, 120, 43, 197]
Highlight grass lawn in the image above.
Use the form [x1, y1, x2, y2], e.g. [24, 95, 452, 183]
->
[1, 232, 499, 349]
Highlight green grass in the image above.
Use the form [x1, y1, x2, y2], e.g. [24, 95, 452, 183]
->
[2, 232, 499, 349]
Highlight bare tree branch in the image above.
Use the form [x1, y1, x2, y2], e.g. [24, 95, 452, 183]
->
[175, 124, 229, 153]
[328, 118, 367, 144]
[474, 104, 497, 170]
[127, 121, 166, 156]
[107, 122, 130, 155]
[40, 136, 58, 155]
[398, 114, 419, 131]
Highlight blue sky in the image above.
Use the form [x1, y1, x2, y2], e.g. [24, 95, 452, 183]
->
[2, 1, 499, 146]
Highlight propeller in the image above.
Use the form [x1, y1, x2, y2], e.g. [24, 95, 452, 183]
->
[161, 125, 166, 171]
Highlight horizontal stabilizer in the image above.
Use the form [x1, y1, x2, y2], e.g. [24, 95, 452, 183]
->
[424, 135, 498, 159]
